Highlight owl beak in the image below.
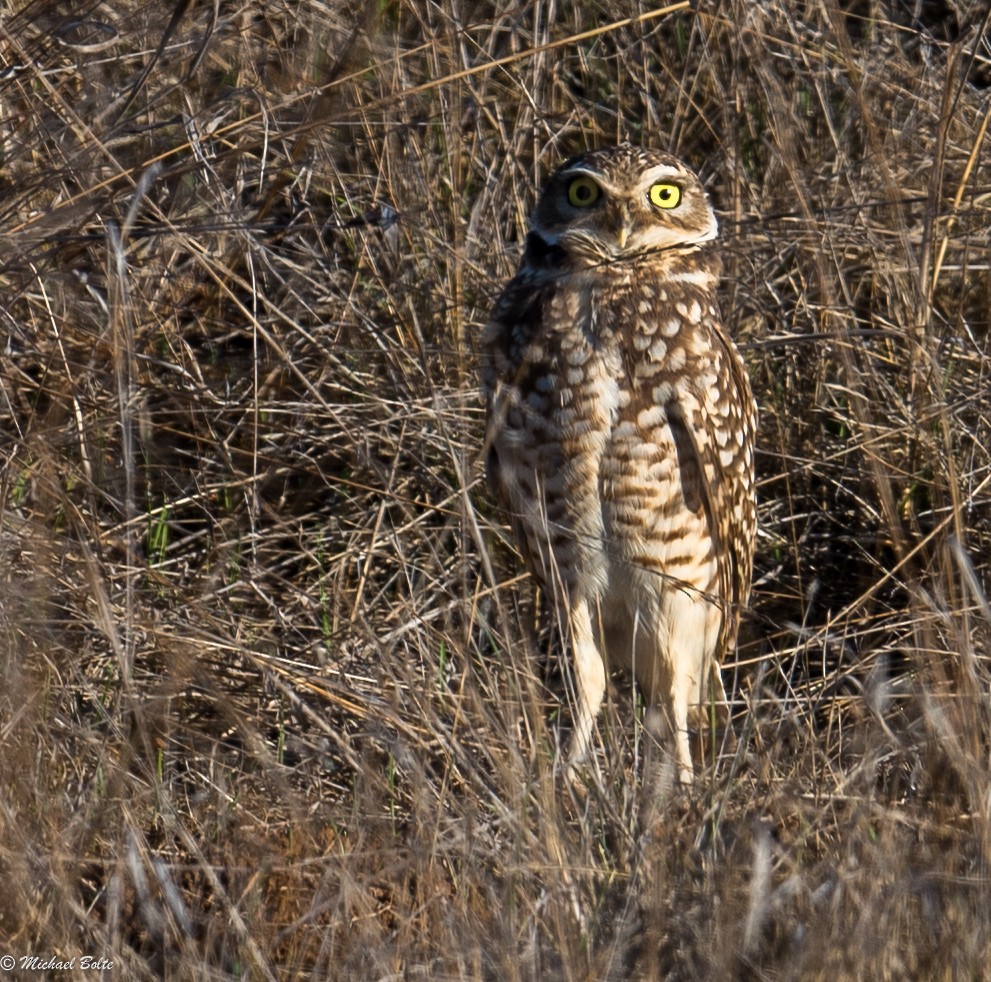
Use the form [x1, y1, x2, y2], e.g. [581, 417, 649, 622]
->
[615, 208, 634, 251]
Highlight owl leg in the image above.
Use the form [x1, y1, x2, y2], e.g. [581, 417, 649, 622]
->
[644, 680, 695, 785]
[654, 590, 717, 784]
[565, 596, 606, 774]
[668, 664, 695, 785]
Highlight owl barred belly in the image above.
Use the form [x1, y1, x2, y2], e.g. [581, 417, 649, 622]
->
[481, 145, 756, 782]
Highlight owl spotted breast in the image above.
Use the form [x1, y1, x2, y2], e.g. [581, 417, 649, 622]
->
[480, 145, 757, 783]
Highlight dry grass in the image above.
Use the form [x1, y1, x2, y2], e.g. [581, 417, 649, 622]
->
[2, 0, 991, 978]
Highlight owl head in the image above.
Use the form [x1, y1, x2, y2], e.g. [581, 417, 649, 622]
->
[529, 144, 717, 262]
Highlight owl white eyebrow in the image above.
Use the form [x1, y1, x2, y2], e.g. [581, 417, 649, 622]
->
[636, 165, 691, 189]
[559, 166, 641, 197]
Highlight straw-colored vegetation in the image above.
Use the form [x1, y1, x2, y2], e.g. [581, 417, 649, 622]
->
[2, 1, 990, 977]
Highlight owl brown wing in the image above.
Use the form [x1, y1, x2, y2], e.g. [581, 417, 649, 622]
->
[480, 232, 567, 395]
[664, 398, 734, 625]
[480, 284, 564, 601]
[480, 264, 558, 498]
[710, 322, 757, 618]
[666, 345, 754, 665]
[666, 396, 739, 730]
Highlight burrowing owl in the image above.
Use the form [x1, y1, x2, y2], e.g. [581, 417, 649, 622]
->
[480, 145, 756, 782]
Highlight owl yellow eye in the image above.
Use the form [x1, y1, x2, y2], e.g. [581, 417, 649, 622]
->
[649, 183, 681, 209]
[566, 176, 601, 208]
